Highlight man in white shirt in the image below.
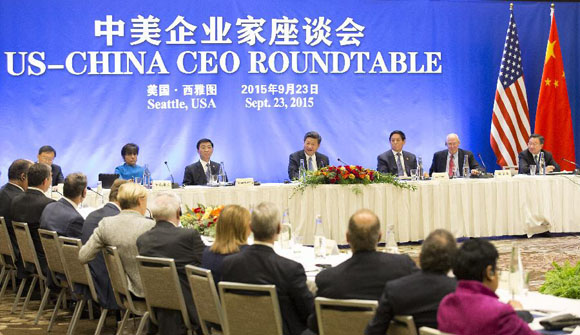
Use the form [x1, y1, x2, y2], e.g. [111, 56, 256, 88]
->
[518, 134, 560, 174]
[429, 133, 480, 177]
[182, 138, 223, 185]
[377, 130, 418, 176]
[288, 131, 330, 180]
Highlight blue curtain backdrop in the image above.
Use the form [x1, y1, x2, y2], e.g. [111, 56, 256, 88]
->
[0, 0, 578, 185]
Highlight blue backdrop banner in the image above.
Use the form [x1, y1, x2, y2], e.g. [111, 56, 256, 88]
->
[1, 0, 578, 184]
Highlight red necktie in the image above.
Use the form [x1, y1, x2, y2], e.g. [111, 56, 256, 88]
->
[448, 154, 455, 177]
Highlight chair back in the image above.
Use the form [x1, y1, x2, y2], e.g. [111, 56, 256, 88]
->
[0, 217, 16, 266]
[38, 229, 67, 283]
[419, 327, 454, 335]
[12, 221, 44, 279]
[185, 265, 224, 334]
[388, 315, 418, 335]
[218, 281, 283, 335]
[58, 236, 99, 301]
[102, 246, 144, 314]
[136, 255, 192, 330]
[315, 297, 378, 335]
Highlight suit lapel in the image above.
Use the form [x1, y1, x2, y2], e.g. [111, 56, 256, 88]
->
[387, 151, 397, 174]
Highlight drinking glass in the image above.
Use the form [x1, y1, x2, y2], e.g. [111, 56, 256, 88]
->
[529, 165, 537, 176]
[410, 169, 418, 181]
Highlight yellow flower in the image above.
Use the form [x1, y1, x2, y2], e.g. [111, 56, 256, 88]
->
[202, 211, 210, 220]
[349, 173, 355, 179]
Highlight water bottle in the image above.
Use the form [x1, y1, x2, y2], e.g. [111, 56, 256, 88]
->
[463, 154, 470, 178]
[218, 161, 227, 186]
[299, 159, 306, 182]
[385, 224, 399, 254]
[313, 215, 326, 258]
[280, 209, 292, 249]
[143, 164, 151, 189]
[509, 243, 526, 298]
[539, 152, 546, 175]
[417, 156, 424, 180]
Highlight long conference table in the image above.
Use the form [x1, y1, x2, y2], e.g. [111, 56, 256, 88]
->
[81, 175, 580, 245]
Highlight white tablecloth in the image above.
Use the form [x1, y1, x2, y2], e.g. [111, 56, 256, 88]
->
[80, 175, 580, 245]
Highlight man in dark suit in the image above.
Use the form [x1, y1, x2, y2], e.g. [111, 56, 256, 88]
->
[81, 179, 128, 310]
[366, 229, 458, 334]
[222, 202, 314, 335]
[37, 145, 64, 186]
[308, 209, 418, 333]
[288, 131, 330, 180]
[11, 163, 55, 278]
[0, 159, 33, 277]
[429, 133, 480, 177]
[40, 173, 86, 238]
[183, 138, 224, 186]
[377, 130, 418, 176]
[137, 191, 205, 335]
[518, 134, 560, 174]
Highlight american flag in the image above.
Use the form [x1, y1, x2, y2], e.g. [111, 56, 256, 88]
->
[490, 8, 531, 167]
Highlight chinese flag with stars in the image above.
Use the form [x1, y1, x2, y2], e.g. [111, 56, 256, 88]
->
[535, 9, 576, 171]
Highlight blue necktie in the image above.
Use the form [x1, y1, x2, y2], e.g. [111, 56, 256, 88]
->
[396, 153, 404, 176]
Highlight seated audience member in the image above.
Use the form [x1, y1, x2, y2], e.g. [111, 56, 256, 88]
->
[518, 134, 560, 174]
[11, 163, 55, 277]
[114, 143, 144, 180]
[40, 172, 86, 238]
[221, 202, 313, 335]
[79, 183, 154, 298]
[183, 138, 222, 186]
[288, 131, 330, 180]
[429, 133, 480, 177]
[80, 178, 128, 310]
[137, 191, 205, 335]
[366, 229, 458, 334]
[437, 239, 537, 335]
[37, 145, 64, 186]
[308, 209, 418, 333]
[377, 130, 418, 177]
[0, 159, 32, 277]
[201, 204, 251, 286]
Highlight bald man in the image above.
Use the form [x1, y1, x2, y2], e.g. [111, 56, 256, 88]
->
[308, 209, 418, 333]
[429, 133, 480, 177]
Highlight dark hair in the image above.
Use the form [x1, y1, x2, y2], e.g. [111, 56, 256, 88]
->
[529, 133, 545, 145]
[121, 143, 139, 157]
[27, 163, 51, 187]
[347, 209, 381, 252]
[109, 179, 129, 202]
[196, 138, 214, 150]
[420, 229, 457, 274]
[453, 238, 498, 282]
[389, 130, 406, 141]
[304, 131, 322, 145]
[63, 173, 87, 199]
[38, 145, 56, 157]
[8, 159, 32, 181]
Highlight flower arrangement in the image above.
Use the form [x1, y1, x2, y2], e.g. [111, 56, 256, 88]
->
[180, 204, 225, 237]
[294, 165, 415, 194]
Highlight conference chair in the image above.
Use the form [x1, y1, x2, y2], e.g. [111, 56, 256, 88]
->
[102, 246, 149, 335]
[218, 281, 283, 335]
[37, 229, 70, 329]
[185, 265, 224, 335]
[59, 237, 109, 335]
[388, 315, 418, 335]
[11, 221, 46, 317]
[0, 217, 17, 301]
[419, 327, 454, 335]
[136, 256, 196, 335]
[314, 297, 379, 335]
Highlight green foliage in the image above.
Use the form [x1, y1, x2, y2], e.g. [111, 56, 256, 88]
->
[539, 260, 580, 299]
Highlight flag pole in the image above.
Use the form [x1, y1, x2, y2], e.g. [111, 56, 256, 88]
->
[550, 3, 554, 19]
[510, 3, 513, 11]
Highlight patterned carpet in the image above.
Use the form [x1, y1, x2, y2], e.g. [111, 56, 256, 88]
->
[0, 234, 579, 334]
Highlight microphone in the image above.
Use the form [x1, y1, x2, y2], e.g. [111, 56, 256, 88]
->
[477, 153, 488, 172]
[562, 158, 579, 168]
[87, 186, 103, 197]
[337, 158, 350, 166]
[164, 161, 180, 188]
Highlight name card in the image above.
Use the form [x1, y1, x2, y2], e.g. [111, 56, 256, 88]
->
[494, 170, 511, 178]
[152, 180, 172, 190]
[432, 172, 449, 180]
[235, 178, 254, 187]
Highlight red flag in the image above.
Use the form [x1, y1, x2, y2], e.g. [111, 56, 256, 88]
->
[535, 8, 576, 171]
[490, 7, 531, 167]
